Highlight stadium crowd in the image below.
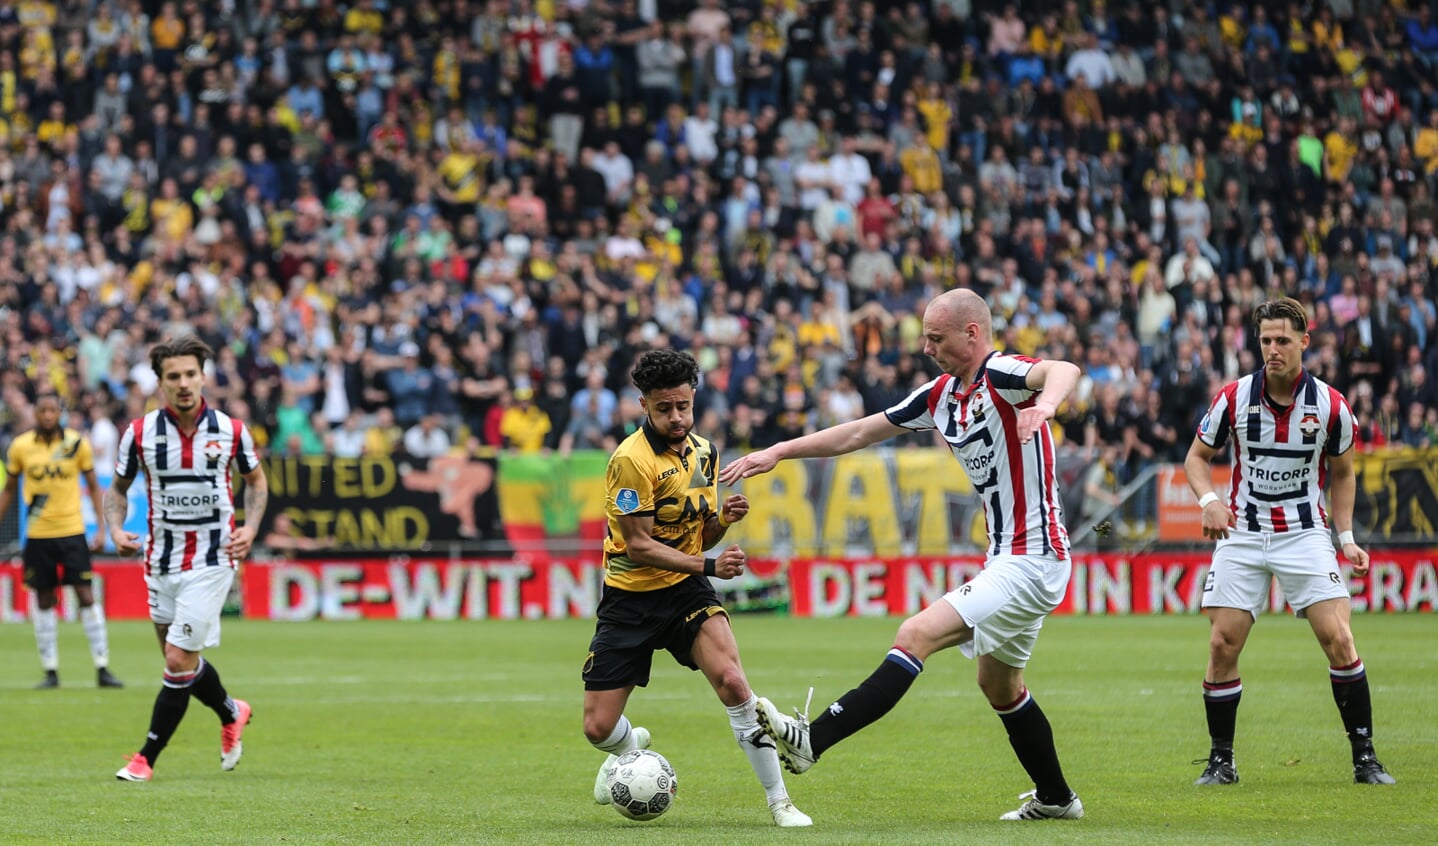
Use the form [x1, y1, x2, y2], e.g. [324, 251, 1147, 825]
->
[2, 0, 1438, 503]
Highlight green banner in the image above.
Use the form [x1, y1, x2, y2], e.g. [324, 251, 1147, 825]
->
[497, 451, 610, 546]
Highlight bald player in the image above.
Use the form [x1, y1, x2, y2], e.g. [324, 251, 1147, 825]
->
[720, 290, 1087, 821]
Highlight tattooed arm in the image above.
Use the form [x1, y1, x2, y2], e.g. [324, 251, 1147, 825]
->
[105, 475, 141, 556]
[226, 465, 269, 561]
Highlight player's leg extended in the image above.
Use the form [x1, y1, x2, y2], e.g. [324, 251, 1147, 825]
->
[759, 598, 967, 773]
[1305, 597, 1395, 784]
[980, 654, 1082, 819]
[1197, 606, 1253, 784]
[691, 614, 811, 826]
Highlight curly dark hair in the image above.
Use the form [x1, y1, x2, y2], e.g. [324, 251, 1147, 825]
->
[150, 334, 215, 377]
[631, 349, 700, 394]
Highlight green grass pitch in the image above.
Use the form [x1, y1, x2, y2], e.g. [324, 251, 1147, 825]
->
[2, 614, 1433, 845]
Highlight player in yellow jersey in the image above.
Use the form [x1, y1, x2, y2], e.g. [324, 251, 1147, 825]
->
[0, 395, 123, 689]
[581, 350, 811, 827]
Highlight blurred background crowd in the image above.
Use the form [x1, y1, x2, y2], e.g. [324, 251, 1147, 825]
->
[2, 0, 1438, 506]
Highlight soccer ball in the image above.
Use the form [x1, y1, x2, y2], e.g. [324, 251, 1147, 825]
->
[605, 749, 677, 821]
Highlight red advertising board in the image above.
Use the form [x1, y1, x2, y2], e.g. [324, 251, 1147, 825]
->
[239, 557, 607, 621]
[783, 552, 1438, 616]
[0, 561, 152, 622]
[2, 553, 1435, 621]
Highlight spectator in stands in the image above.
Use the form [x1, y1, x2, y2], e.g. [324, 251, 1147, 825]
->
[499, 385, 551, 454]
[404, 411, 453, 460]
[331, 411, 367, 460]
[387, 342, 434, 429]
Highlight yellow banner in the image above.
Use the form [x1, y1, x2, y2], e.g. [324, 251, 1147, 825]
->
[720, 449, 986, 556]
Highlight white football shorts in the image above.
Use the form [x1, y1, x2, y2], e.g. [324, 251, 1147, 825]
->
[1202, 528, 1349, 618]
[942, 553, 1072, 668]
[147, 566, 236, 651]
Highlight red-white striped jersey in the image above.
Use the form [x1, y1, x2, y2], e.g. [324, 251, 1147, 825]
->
[886, 352, 1070, 560]
[114, 402, 260, 575]
[1196, 368, 1354, 534]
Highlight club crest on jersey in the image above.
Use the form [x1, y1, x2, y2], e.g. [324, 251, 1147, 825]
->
[1299, 414, 1321, 436]
[204, 440, 224, 461]
[615, 488, 640, 514]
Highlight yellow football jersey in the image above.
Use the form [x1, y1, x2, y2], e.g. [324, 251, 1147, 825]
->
[603, 423, 719, 591]
[5, 428, 94, 538]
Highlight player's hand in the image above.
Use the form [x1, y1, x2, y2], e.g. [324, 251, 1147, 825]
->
[89, 534, 107, 553]
[713, 543, 746, 579]
[718, 449, 779, 484]
[1015, 403, 1056, 445]
[720, 494, 748, 526]
[1200, 500, 1236, 540]
[227, 525, 257, 561]
[110, 529, 141, 557]
[1342, 543, 1370, 577]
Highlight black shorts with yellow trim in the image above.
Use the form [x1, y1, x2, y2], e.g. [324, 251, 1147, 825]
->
[582, 574, 728, 691]
[22, 534, 94, 591]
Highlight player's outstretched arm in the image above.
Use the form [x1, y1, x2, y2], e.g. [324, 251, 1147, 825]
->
[1016, 360, 1081, 445]
[1326, 447, 1370, 576]
[718, 412, 905, 484]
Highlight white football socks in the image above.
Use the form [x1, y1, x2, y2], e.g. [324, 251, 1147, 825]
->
[32, 607, 59, 671]
[728, 693, 788, 804]
[594, 715, 641, 755]
[80, 604, 110, 668]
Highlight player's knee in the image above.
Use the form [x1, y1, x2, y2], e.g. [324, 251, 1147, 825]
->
[893, 616, 938, 659]
[162, 647, 198, 676]
[583, 714, 616, 746]
[711, 665, 749, 703]
[1207, 628, 1244, 661]
[1317, 628, 1357, 664]
[976, 673, 1023, 706]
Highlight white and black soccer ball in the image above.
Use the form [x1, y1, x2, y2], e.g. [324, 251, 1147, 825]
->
[605, 749, 677, 821]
